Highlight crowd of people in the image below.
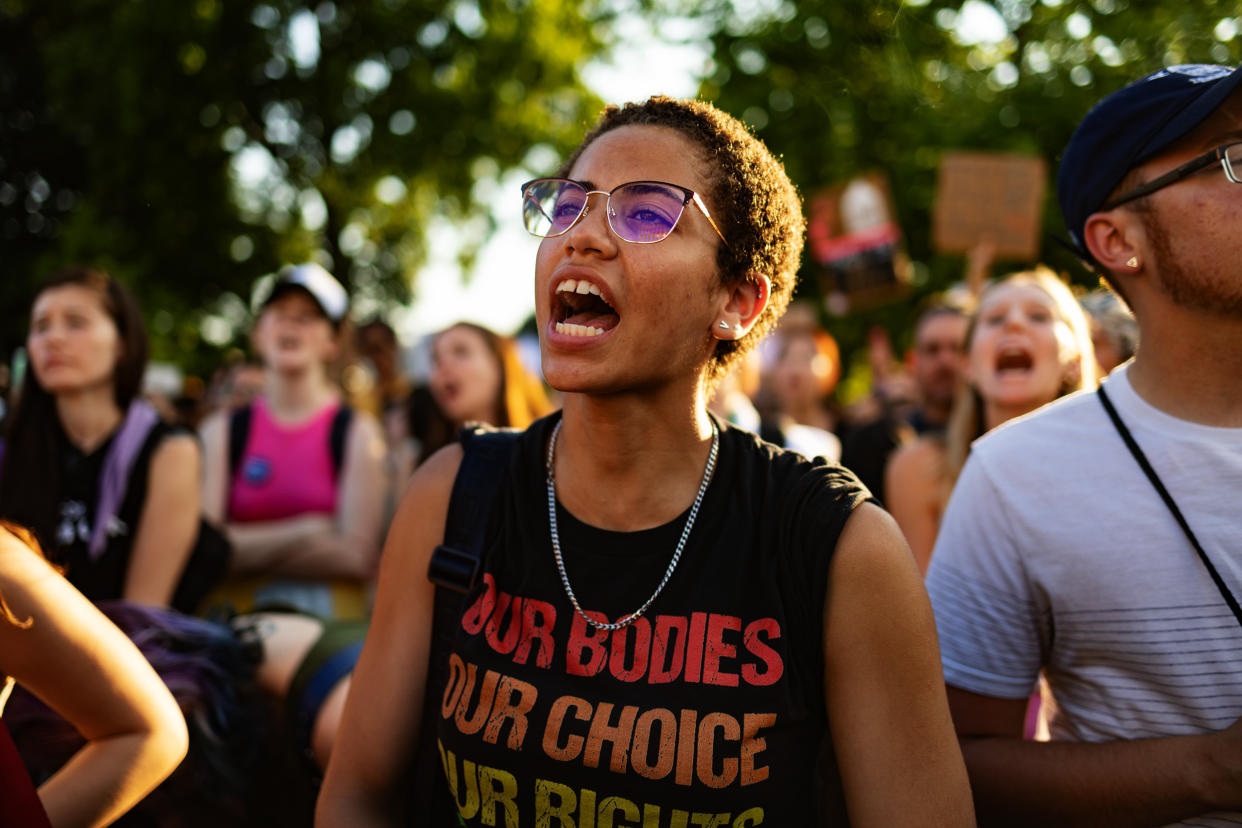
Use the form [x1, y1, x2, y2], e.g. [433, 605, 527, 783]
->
[0, 59, 1239, 828]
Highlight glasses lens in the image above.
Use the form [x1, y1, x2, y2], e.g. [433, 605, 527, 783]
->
[608, 182, 687, 243]
[522, 179, 586, 237]
[1224, 144, 1242, 183]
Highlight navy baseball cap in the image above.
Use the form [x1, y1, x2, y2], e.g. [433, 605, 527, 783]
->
[1058, 63, 1242, 256]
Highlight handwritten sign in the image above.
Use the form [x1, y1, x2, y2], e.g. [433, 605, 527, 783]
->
[932, 151, 1047, 260]
[808, 172, 910, 315]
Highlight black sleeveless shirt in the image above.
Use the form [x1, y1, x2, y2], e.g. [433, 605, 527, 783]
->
[436, 414, 871, 826]
[51, 418, 179, 603]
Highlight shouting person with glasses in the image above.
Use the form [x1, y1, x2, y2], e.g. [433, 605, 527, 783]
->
[926, 65, 1242, 827]
[317, 97, 972, 826]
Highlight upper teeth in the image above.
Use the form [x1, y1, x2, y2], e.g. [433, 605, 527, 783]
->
[556, 322, 605, 337]
[557, 279, 602, 296]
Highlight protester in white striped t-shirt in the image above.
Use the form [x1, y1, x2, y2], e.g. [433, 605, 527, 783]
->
[928, 63, 1242, 828]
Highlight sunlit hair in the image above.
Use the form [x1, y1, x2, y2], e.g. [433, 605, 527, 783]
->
[0, 267, 149, 551]
[556, 96, 806, 388]
[435, 322, 552, 429]
[0, 523, 39, 630]
[942, 266, 1098, 493]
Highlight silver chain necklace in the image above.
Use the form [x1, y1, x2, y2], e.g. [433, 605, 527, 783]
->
[545, 417, 719, 632]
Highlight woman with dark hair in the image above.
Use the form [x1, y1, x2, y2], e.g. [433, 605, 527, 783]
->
[318, 98, 972, 825]
[0, 267, 203, 609]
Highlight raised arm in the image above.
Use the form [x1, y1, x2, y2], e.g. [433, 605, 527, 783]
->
[315, 442, 461, 827]
[883, 437, 945, 576]
[949, 686, 1242, 827]
[123, 433, 201, 606]
[0, 528, 188, 828]
[823, 502, 974, 827]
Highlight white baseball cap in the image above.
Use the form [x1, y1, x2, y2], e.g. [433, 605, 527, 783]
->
[255, 262, 348, 323]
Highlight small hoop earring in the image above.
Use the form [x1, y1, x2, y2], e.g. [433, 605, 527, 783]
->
[1126, 256, 1139, 269]
[718, 320, 730, 329]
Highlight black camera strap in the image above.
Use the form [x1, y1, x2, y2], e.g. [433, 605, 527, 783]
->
[1097, 386, 1242, 630]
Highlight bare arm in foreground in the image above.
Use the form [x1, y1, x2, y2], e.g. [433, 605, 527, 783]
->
[824, 503, 974, 826]
[0, 527, 188, 828]
[315, 444, 461, 827]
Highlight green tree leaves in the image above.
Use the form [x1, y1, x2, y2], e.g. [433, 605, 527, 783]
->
[694, 0, 1241, 361]
[1, 0, 602, 374]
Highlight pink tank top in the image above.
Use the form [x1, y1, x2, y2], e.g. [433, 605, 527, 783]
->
[227, 396, 340, 523]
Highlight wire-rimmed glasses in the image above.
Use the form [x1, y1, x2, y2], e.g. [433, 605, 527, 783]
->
[521, 178, 728, 246]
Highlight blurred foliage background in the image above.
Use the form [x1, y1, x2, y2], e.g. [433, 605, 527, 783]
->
[2, 0, 1240, 386]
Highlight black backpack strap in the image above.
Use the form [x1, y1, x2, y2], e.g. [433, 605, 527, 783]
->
[758, 419, 785, 448]
[426, 426, 517, 593]
[328, 405, 353, 479]
[227, 404, 252, 479]
[412, 424, 520, 819]
[1097, 386, 1242, 630]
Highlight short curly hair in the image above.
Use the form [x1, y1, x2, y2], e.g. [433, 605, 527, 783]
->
[556, 97, 805, 388]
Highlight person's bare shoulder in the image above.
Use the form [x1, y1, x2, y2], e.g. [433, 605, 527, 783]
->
[380, 442, 464, 571]
[830, 502, 924, 594]
[890, 436, 944, 476]
[150, 431, 201, 471]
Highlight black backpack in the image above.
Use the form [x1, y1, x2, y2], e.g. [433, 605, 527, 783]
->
[412, 424, 520, 822]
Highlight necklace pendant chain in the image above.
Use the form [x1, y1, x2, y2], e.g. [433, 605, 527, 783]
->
[545, 417, 719, 632]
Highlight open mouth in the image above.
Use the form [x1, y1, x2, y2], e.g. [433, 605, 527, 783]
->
[995, 347, 1033, 375]
[435, 380, 459, 401]
[553, 279, 619, 337]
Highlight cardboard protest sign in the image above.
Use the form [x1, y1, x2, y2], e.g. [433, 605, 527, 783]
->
[933, 151, 1047, 260]
[808, 172, 910, 315]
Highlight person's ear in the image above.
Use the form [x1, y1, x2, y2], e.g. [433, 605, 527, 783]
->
[1083, 209, 1145, 278]
[712, 275, 770, 341]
